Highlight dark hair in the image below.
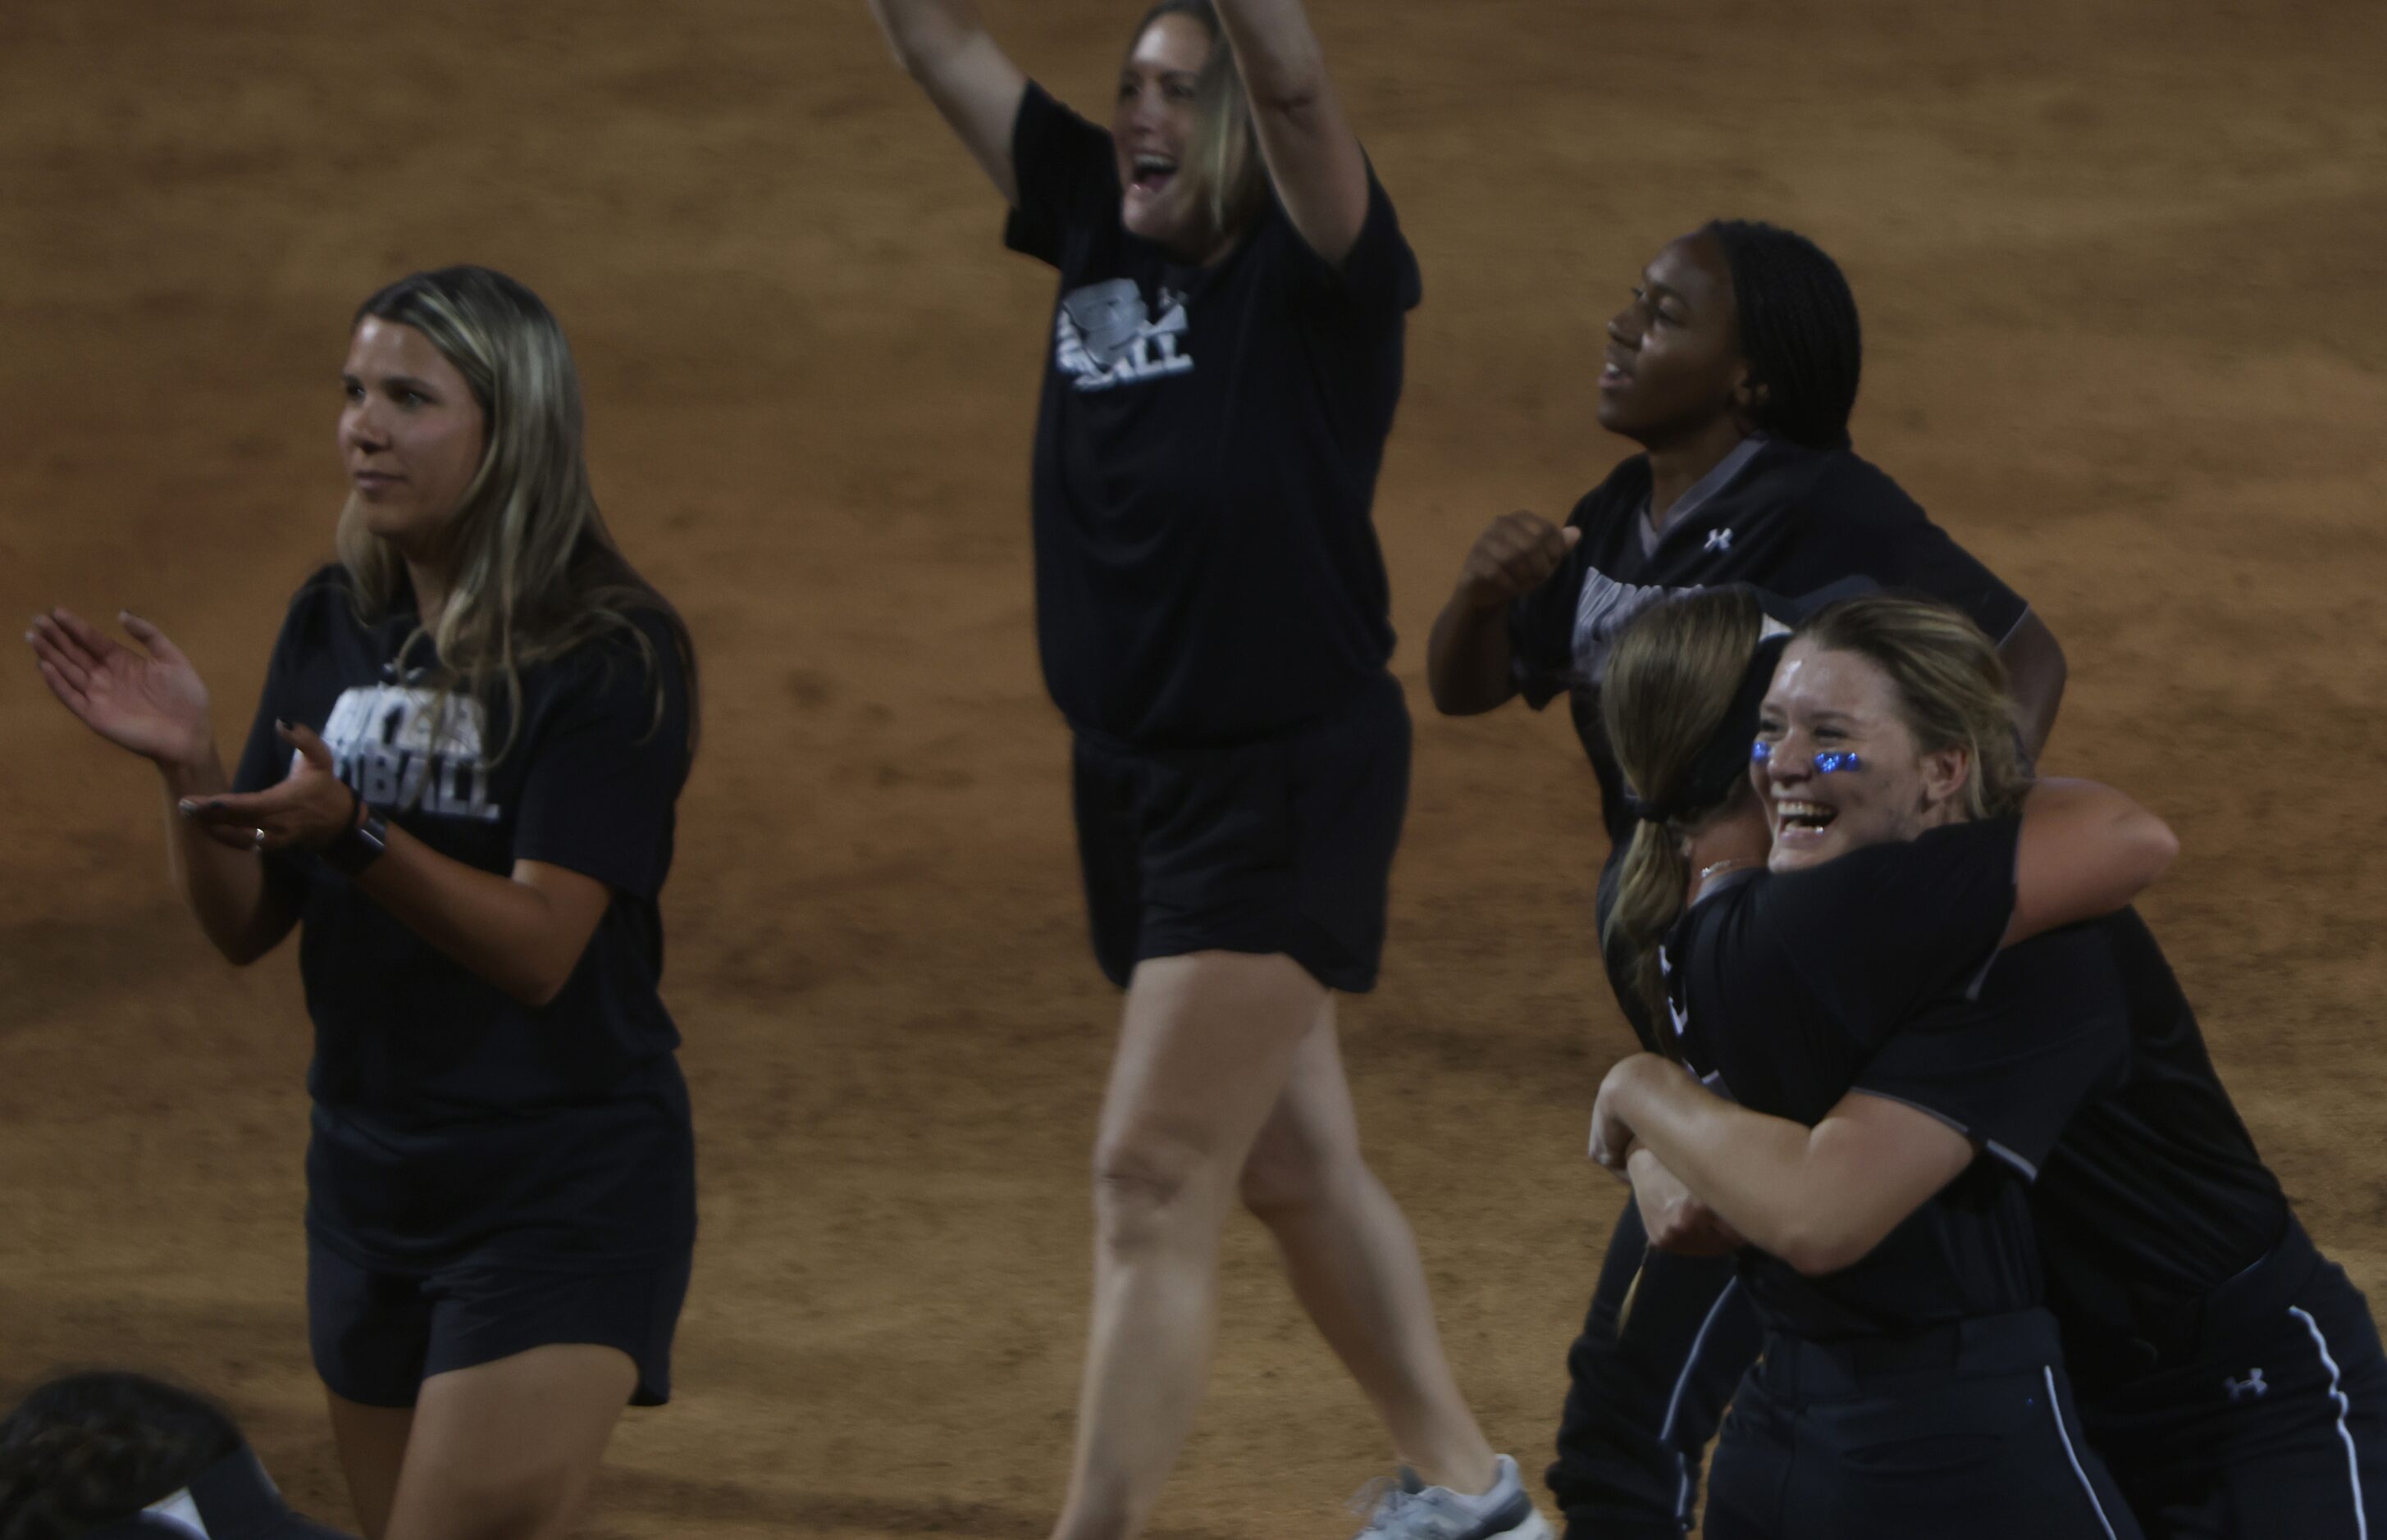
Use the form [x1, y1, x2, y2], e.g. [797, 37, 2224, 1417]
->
[1703, 220, 1862, 451]
[0, 1374, 242, 1540]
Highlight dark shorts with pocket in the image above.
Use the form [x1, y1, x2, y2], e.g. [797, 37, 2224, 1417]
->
[307, 1232, 692, 1409]
[1704, 1309, 2142, 1540]
[1070, 672, 1410, 994]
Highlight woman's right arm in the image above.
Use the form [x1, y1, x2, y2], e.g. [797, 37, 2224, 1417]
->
[2007, 777, 2177, 946]
[865, 0, 1028, 203]
[1425, 510, 1577, 714]
[28, 608, 297, 964]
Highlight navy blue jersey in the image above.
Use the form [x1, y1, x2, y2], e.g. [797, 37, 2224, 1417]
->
[233, 567, 694, 1269]
[1664, 818, 2127, 1339]
[1006, 84, 1422, 748]
[1513, 444, 2030, 852]
[2021, 909, 2290, 1344]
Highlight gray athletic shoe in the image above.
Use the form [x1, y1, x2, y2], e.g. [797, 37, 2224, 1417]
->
[1350, 1454, 1553, 1540]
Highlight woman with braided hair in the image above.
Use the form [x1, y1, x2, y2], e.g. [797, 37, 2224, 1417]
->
[1424, 220, 2068, 1538]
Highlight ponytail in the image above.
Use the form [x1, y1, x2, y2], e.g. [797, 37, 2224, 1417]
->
[1598, 589, 1773, 1025]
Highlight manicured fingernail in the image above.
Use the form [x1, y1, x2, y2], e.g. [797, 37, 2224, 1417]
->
[176, 800, 198, 815]
[275, 718, 291, 731]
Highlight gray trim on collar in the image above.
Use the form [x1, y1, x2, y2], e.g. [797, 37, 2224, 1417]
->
[1637, 434, 1770, 559]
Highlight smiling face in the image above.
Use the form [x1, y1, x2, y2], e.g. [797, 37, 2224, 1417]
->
[1596, 231, 1752, 447]
[1113, 11, 1216, 258]
[1755, 639, 1972, 873]
[339, 317, 486, 558]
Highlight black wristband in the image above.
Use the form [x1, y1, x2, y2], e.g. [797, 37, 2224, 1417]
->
[321, 786, 388, 877]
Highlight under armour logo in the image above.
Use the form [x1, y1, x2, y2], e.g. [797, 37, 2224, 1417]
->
[1705, 528, 1733, 553]
[2224, 1369, 2268, 1403]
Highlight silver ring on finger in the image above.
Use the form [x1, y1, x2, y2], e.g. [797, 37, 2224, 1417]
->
[253, 827, 268, 850]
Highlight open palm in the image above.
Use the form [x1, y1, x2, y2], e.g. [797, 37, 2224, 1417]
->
[27, 607, 215, 767]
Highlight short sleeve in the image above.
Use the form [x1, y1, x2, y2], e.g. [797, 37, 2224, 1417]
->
[1838, 481, 2029, 644]
[234, 576, 340, 900]
[1280, 164, 1422, 317]
[232, 608, 309, 795]
[510, 617, 691, 900]
[1002, 82, 1118, 268]
[1855, 923, 2129, 1179]
[1761, 815, 2022, 1049]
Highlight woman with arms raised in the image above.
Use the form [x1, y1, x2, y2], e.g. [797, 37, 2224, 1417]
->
[862, 3, 1540, 1538]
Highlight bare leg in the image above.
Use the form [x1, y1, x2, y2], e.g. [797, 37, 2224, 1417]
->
[324, 1392, 414, 1540]
[1051, 950, 1330, 1540]
[381, 1343, 637, 1540]
[1239, 1005, 1499, 1494]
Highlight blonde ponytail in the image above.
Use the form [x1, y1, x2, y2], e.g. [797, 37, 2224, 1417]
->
[1598, 589, 1769, 1025]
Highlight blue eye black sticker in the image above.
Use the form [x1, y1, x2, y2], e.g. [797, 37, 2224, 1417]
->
[1750, 740, 1862, 774]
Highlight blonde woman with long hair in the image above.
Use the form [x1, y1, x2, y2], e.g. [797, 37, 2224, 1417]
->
[27, 266, 700, 1540]
[862, 2, 1541, 1538]
[1588, 590, 2387, 1538]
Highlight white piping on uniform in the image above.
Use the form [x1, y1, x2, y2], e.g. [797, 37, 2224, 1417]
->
[2289, 1305, 2371, 1540]
[141, 1489, 209, 1537]
[2041, 1366, 2120, 1540]
[1660, 1277, 1741, 1524]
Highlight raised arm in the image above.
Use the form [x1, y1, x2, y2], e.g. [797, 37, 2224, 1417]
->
[866, 0, 1028, 203]
[1210, 0, 1369, 266]
[1592, 1054, 1974, 1278]
[2008, 777, 2175, 946]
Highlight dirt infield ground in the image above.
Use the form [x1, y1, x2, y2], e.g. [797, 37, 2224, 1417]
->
[4, 2, 2385, 1534]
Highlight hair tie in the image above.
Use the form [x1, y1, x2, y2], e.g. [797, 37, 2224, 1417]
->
[1623, 790, 1673, 826]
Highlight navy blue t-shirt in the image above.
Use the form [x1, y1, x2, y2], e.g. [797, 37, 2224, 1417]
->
[2018, 909, 2289, 1360]
[1006, 83, 1422, 747]
[1513, 444, 2031, 852]
[233, 567, 695, 1270]
[1664, 818, 2127, 1340]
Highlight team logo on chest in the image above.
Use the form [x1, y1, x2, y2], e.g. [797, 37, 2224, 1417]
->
[321, 684, 504, 822]
[1055, 279, 1194, 391]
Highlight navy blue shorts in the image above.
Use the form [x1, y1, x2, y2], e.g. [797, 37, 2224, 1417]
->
[1070, 672, 1410, 994]
[306, 1233, 691, 1409]
[1705, 1309, 2142, 1540]
[2068, 1218, 2387, 1538]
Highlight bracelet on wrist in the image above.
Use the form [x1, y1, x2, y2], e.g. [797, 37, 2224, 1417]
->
[319, 783, 388, 877]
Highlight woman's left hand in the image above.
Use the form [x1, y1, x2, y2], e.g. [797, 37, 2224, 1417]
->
[180, 721, 358, 854]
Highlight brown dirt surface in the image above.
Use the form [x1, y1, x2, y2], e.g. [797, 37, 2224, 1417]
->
[5, 2, 2385, 1535]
